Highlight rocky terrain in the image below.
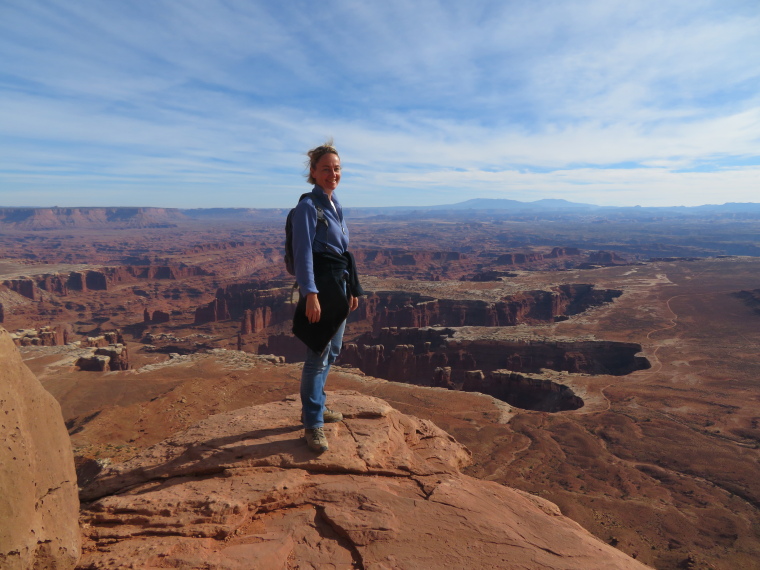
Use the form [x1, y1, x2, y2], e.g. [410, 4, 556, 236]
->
[73, 390, 649, 569]
[2, 206, 760, 569]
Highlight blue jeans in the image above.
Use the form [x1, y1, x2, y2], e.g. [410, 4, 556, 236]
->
[300, 318, 346, 429]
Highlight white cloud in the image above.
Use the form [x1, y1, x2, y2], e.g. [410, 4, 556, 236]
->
[0, 0, 758, 208]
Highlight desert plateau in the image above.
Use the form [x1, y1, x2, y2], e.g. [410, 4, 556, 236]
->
[2, 203, 759, 570]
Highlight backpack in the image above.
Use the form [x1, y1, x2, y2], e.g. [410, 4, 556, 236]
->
[284, 192, 328, 275]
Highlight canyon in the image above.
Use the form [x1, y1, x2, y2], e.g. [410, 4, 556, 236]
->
[1, 206, 759, 569]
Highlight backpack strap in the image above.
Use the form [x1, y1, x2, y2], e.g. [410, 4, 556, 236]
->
[300, 192, 329, 229]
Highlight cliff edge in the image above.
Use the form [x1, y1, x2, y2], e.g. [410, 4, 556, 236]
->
[78, 391, 650, 569]
[0, 328, 81, 569]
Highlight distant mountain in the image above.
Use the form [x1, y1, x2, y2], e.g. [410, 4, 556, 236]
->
[1, 201, 758, 230]
[424, 198, 602, 211]
[181, 208, 288, 220]
[0, 207, 186, 230]
[345, 199, 760, 220]
[402, 199, 760, 213]
[692, 202, 760, 213]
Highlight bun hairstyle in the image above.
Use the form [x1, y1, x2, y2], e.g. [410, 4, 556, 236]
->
[306, 139, 340, 185]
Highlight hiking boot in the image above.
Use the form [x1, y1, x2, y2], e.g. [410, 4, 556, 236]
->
[304, 427, 329, 453]
[323, 408, 343, 423]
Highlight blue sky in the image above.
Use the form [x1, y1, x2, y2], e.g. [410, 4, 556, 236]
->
[1, 0, 758, 208]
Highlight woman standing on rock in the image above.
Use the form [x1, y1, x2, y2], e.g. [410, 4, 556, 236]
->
[291, 140, 364, 453]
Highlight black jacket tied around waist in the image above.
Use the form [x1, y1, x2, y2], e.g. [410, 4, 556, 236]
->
[292, 250, 364, 354]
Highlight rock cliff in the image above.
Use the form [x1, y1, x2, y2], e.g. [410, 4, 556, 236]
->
[194, 283, 293, 327]
[338, 328, 648, 409]
[3, 265, 210, 300]
[219, 283, 622, 342]
[358, 285, 622, 331]
[0, 328, 80, 569]
[78, 391, 649, 569]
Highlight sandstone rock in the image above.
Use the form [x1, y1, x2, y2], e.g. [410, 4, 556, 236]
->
[339, 329, 648, 403]
[148, 309, 171, 324]
[9, 325, 72, 347]
[78, 391, 650, 569]
[0, 327, 80, 569]
[589, 250, 626, 264]
[80, 331, 124, 348]
[2, 278, 37, 300]
[358, 286, 622, 331]
[75, 344, 130, 371]
[196, 282, 291, 326]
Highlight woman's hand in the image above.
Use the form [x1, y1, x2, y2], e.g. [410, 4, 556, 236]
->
[349, 295, 359, 312]
[306, 293, 321, 323]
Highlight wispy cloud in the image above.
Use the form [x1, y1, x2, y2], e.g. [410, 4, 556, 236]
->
[1, 0, 758, 208]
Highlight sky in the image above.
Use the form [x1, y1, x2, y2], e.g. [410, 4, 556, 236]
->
[1, 0, 759, 209]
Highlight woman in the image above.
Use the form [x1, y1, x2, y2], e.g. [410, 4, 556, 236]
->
[291, 141, 363, 452]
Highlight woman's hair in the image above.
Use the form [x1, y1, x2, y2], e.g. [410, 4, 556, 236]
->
[306, 139, 339, 185]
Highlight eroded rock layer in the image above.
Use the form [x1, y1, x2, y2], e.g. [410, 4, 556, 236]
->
[335, 328, 647, 410]
[78, 391, 649, 570]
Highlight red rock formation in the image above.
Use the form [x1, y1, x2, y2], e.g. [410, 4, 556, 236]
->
[468, 369, 584, 412]
[75, 344, 130, 371]
[239, 305, 273, 333]
[80, 331, 124, 348]
[547, 247, 582, 257]
[339, 328, 648, 410]
[199, 282, 619, 335]
[97, 344, 130, 371]
[10, 325, 72, 347]
[194, 296, 230, 324]
[0, 328, 80, 569]
[195, 283, 293, 326]
[36, 273, 69, 295]
[77, 391, 649, 570]
[75, 354, 111, 372]
[360, 285, 622, 332]
[5, 266, 214, 298]
[2, 278, 36, 300]
[496, 252, 545, 264]
[145, 309, 170, 324]
[353, 249, 466, 269]
[182, 240, 246, 254]
[588, 250, 626, 264]
[258, 333, 305, 362]
[105, 264, 211, 282]
[66, 271, 87, 291]
[240, 309, 253, 334]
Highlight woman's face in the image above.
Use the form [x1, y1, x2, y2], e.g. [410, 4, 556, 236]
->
[311, 153, 341, 192]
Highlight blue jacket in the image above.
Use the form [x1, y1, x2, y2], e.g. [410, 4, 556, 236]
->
[291, 185, 349, 296]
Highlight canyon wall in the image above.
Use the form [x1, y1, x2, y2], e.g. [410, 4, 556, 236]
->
[343, 328, 647, 378]
[356, 285, 621, 332]
[338, 328, 648, 410]
[219, 283, 621, 337]
[193, 282, 294, 327]
[2, 265, 211, 299]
